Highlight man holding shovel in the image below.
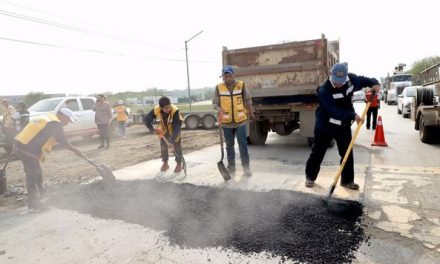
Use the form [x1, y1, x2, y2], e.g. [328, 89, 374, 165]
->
[213, 65, 255, 177]
[145, 96, 184, 173]
[305, 63, 380, 190]
[14, 108, 83, 210]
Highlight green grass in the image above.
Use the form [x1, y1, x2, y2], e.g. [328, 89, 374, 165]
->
[130, 104, 214, 114]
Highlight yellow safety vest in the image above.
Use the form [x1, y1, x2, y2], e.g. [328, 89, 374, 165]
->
[113, 105, 128, 122]
[218, 81, 248, 124]
[153, 104, 183, 140]
[15, 113, 60, 159]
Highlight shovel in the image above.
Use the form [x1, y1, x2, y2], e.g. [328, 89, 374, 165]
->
[217, 115, 231, 181]
[156, 128, 187, 177]
[327, 90, 375, 200]
[80, 154, 116, 183]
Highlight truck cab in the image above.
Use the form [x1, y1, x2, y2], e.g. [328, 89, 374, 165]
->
[386, 74, 412, 105]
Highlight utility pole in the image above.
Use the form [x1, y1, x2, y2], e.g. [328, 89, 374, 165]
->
[185, 30, 203, 112]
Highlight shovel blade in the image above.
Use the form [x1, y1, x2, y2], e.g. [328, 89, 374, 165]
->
[97, 165, 116, 182]
[217, 161, 231, 181]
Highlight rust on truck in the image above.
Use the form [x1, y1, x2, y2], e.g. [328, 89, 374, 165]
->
[222, 35, 339, 145]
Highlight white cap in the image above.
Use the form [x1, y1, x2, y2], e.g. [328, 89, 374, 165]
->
[59, 108, 77, 123]
[118, 100, 123, 105]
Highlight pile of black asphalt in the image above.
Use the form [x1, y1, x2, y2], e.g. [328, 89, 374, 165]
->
[49, 180, 364, 264]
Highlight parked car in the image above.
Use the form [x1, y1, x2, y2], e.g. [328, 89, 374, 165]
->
[397, 86, 419, 118]
[352, 90, 366, 102]
[0, 97, 132, 152]
[386, 88, 398, 105]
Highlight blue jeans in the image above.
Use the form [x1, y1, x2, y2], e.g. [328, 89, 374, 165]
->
[118, 121, 126, 136]
[222, 126, 249, 167]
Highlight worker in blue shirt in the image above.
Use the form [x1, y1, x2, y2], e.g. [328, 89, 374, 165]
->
[305, 63, 381, 190]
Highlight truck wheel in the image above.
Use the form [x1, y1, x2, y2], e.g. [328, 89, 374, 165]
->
[249, 121, 268, 145]
[419, 115, 434, 143]
[185, 115, 199, 130]
[201, 115, 216, 129]
[421, 88, 434, 106]
[416, 88, 423, 107]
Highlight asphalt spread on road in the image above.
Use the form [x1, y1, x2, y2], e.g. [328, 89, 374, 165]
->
[49, 180, 364, 263]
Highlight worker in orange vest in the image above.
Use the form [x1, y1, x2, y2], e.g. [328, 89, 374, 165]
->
[365, 89, 380, 129]
[113, 100, 129, 139]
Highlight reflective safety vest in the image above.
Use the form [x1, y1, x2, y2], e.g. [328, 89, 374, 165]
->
[113, 105, 128, 122]
[217, 81, 248, 124]
[15, 113, 60, 159]
[153, 104, 183, 136]
[365, 90, 379, 107]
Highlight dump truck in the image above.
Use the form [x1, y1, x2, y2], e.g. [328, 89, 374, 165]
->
[222, 34, 339, 146]
[412, 62, 440, 143]
[384, 63, 412, 105]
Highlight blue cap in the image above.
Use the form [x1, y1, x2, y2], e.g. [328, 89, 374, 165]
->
[330, 63, 348, 84]
[222, 65, 234, 75]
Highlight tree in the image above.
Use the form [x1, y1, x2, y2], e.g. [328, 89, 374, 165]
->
[407, 56, 440, 85]
[23, 92, 50, 107]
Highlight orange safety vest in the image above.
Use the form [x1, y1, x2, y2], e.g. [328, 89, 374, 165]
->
[153, 104, 183, 141]
[113, 105, 128, 122]
[217, 81, 248, 124]
[365, 91, 379, 107]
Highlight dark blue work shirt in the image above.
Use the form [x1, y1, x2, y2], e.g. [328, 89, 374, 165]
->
[315, 73, 379, 132]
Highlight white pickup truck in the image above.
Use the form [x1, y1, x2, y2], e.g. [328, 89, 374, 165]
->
[27, 96, 99, 138]
[1, 96, 130, 152]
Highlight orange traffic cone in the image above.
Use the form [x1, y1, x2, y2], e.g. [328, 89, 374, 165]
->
[371, 116, 388, 146]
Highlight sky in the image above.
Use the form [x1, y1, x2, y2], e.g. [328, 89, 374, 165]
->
[0, 0, 439, 96]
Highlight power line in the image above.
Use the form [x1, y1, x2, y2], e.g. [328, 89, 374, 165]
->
[0, 8, 181, 52]
[0, 36, 219, 64]
[0, 0, 97, 28]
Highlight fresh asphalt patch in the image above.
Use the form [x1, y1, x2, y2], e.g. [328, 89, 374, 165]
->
[48, 180, 364, 263]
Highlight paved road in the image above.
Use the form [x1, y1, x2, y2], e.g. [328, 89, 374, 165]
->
[0, 102, 438, 263]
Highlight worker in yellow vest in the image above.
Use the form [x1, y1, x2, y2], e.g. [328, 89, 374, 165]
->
[14, 108, 82, 210]
[113, 100, 129, 138]
[144, 96, 184, 173]
[213, 65, 255, 177]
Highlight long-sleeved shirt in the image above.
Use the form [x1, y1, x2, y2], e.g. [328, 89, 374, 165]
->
[315, 73, 379, 132]
[1, 105, 16, 129]
[212, 81, 253, 128]
[94, 101, 112, 125]
[15, 121, 69, 159]
[144, 109, 181, 143]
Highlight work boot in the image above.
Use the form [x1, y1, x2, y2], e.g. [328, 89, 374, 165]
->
[341, 182, 360, 190]
[174, 163, 183, 173]
[243, 167, 252, 177]
[160, 162, 169, 172]
[305, 180, 314, 188]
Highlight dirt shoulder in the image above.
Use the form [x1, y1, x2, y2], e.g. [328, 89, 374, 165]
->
[0, 125, 219, 211]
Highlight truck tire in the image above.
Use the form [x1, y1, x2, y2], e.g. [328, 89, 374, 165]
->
[248, 121, 268, 145]
[185, 115, 199, 130]
[419, 115, 434, 143]
[416, 88, 422, 107]
[421, 88, 434, 106]
[201, 115, 216, 129]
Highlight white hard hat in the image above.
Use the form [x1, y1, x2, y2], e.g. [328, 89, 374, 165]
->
[59, 108, 77, 123]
